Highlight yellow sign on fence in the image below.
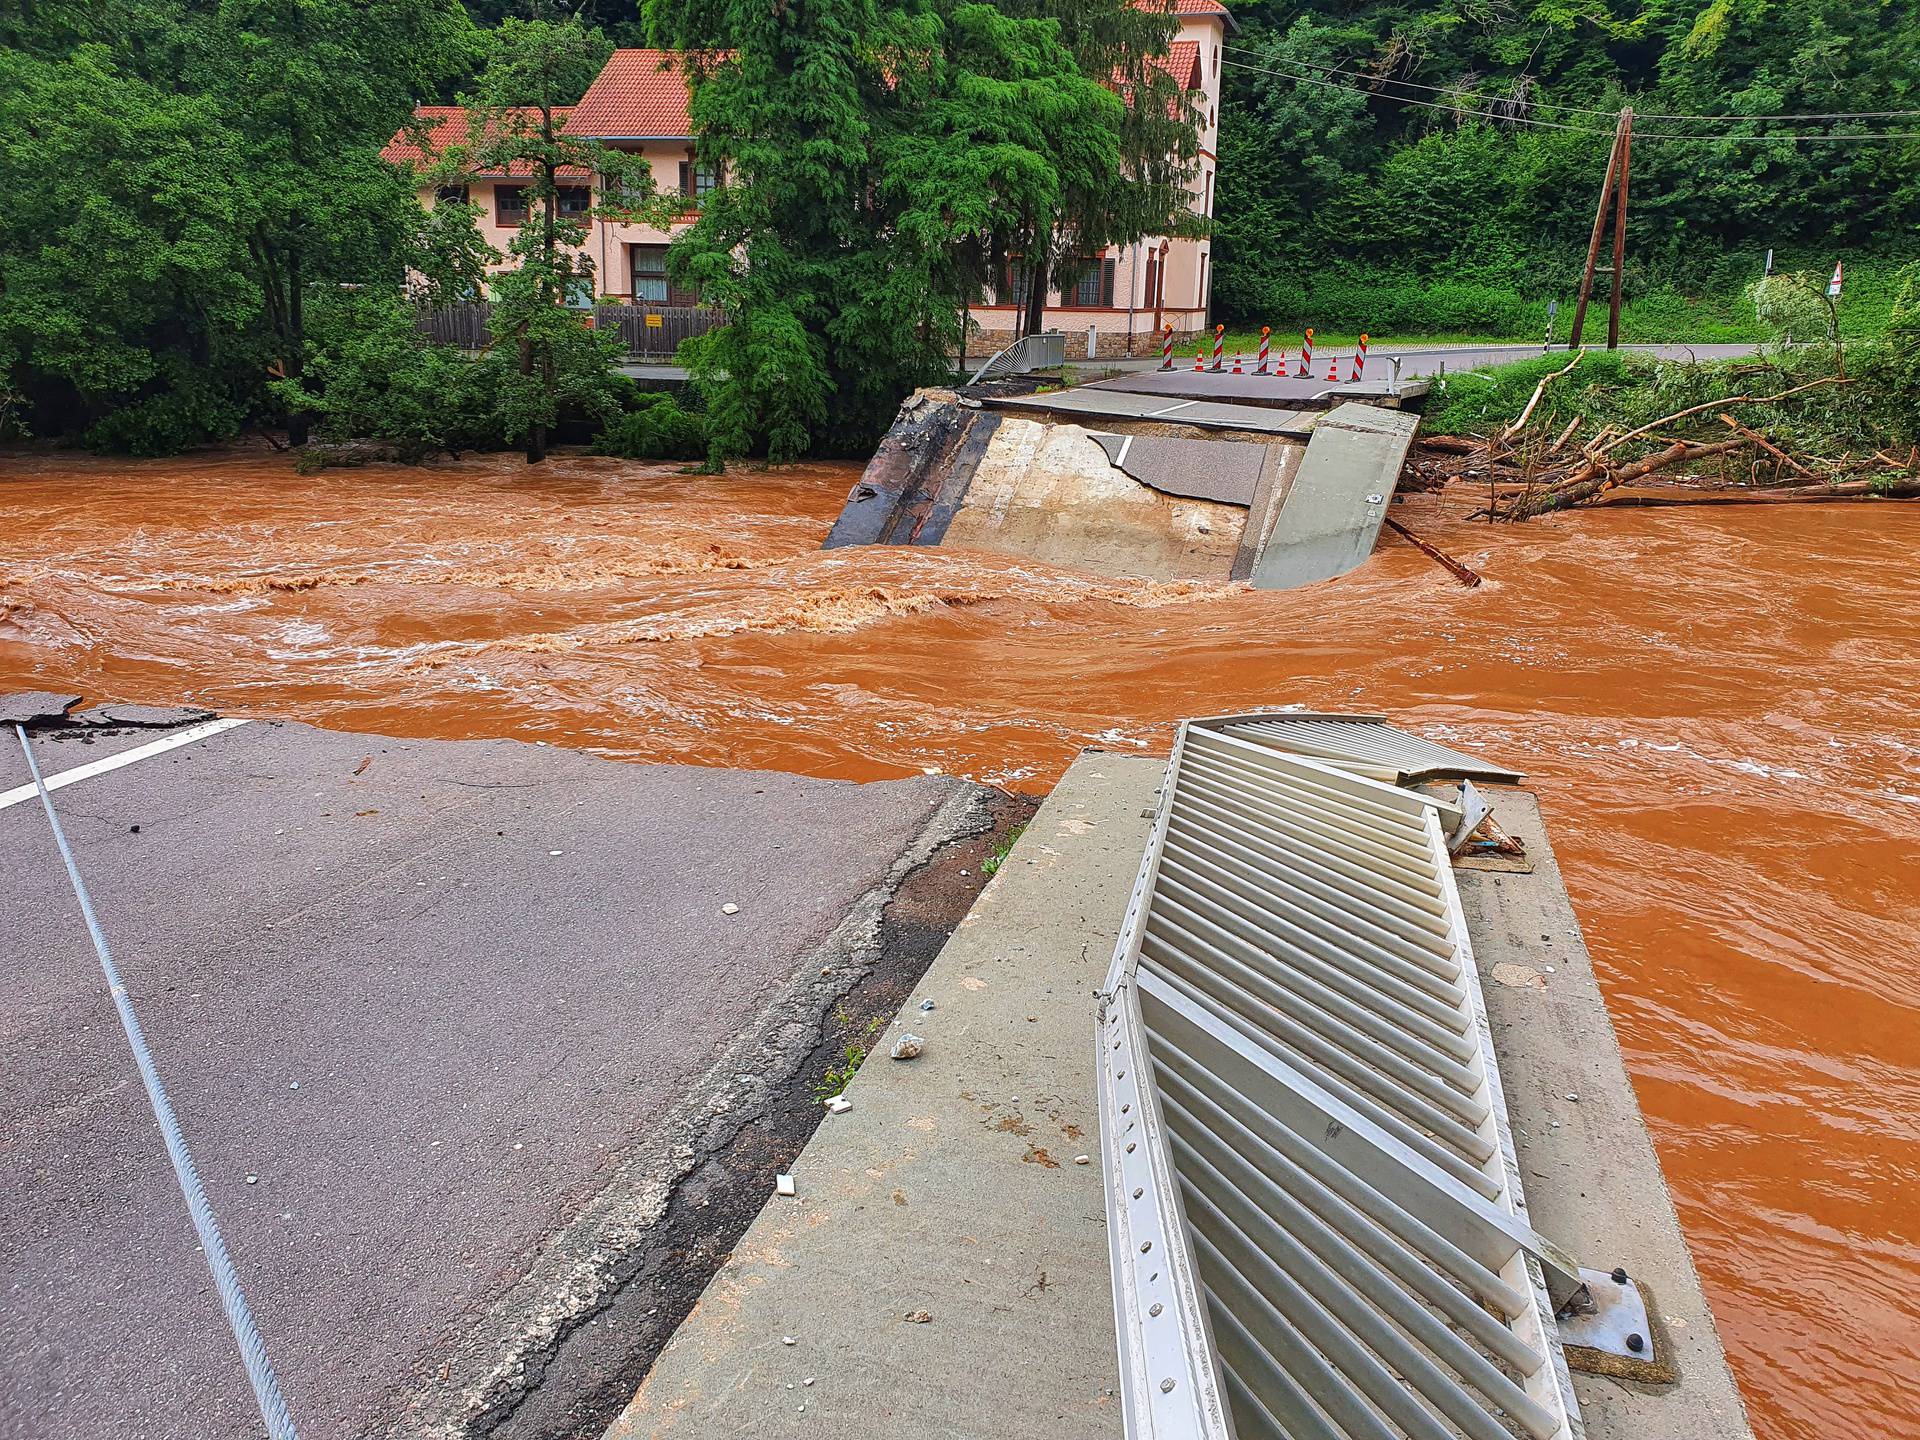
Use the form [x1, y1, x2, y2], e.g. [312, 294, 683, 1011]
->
[646, 313, 664, 328]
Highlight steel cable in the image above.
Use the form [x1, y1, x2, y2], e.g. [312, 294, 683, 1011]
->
[12, 724, 299, 1440]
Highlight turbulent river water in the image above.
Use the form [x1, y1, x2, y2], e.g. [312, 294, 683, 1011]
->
[3, 447, 1915, 1439]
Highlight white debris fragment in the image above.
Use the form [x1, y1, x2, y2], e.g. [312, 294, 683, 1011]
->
[918, 998, 936, 1012]
[776, 1173, 797, 1197]
[721, 903, 740, 915]
[824, 1096, 852, 1114]
[781, 1335, 796, 1346]
[245, 1174, 258, 1185]
[548, 849, 563, 856]
[1073, 1155, 1091, 1165]
[890, 1033, 924, 1061]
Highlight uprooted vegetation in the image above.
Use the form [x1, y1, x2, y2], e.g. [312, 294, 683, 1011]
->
[1409, 332, 1920, 519]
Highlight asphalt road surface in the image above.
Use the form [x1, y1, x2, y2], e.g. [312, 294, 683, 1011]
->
[1, 714, 992, 1440]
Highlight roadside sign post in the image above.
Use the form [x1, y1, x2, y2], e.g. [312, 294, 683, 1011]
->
[1827, 262, 1843, 343]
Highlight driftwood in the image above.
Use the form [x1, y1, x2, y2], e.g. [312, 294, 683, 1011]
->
[1418, 369, 1910, 521]
[1597, 475, 1920, 506]
[1496, 350, 1583, 446]
[1384, 517, 1482, 587]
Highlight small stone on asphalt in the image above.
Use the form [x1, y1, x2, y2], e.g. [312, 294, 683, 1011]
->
[890, 1033, 924, 1060]
[903, 1310, 933, 1324]
[781, 1335, 796, 1346]
[721, 903, 739, 915]
[1073, 1154, 1090, 1165]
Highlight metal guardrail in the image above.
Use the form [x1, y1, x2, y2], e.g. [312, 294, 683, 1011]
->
[1099, 716, 1583, 1440]
[968, 329, 1067, 384]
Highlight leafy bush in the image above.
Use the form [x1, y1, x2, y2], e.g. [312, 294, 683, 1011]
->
[593, 391, 709, 460]
[81, 363, 248, 456]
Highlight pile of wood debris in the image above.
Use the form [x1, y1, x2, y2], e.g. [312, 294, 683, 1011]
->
[1403, 353, 1920, 520]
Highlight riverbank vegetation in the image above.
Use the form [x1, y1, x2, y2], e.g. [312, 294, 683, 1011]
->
[1410, 267, 1920, 515]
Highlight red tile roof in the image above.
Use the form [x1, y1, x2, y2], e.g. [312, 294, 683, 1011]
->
[1157, 40, 1204, 89]
[1134, 0, 1235, 28]
[382, 105, 588, 177]
[563, 49, 696, 139]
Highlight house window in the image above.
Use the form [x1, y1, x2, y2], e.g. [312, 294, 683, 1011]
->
[495, 184, 529, 226]
[994, 261, 1032, 308]
[1204, 169, 1213, 215]
[1072, 258, 1117, 308]
[435, 184, 469, 207]
[558, 185, 592, 218]
[632, 244, 669, 302]
[1199, 252, 1209, 308]
[678, 160, 719, 204]
[630, 244, 698, 305]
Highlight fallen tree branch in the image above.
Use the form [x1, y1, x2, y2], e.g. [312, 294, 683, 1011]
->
[1384, 517, 1482, 587]
[1496, 350, 1584, 447]
[1593, 376, 1846, 460]
[1503, 438, 1746, 519]
[1718, 412, 1814, 478]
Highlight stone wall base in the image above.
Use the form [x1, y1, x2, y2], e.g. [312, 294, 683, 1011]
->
[963, 327, 1206, 362]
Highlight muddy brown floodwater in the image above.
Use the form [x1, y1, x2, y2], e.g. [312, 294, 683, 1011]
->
[3, 447, 1916, 1439]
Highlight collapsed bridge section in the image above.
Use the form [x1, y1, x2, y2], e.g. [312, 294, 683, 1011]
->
[824, 387, 1419, 590]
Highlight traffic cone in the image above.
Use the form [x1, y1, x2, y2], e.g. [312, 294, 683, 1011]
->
[1231, 353, 1243, 374]
[1326, 355, 1338, 381]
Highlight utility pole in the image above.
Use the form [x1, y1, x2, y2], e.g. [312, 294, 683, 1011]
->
[1568, 108, 1633, 350]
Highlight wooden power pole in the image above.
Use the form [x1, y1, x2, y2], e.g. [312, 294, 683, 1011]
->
[1568, 108, 1633, 350]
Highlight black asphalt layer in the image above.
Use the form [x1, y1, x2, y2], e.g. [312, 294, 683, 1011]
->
[0, 718, 988, 1440]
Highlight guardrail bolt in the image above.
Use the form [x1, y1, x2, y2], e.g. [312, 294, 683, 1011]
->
[1626, 1333, 1645, 1353]
[1611, 1267, 1629, 1284]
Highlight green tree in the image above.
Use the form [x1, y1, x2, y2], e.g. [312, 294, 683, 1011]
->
[0, 0, 480, 450]
[646, 0, 1199, 461]
[454, 11, 665, 461]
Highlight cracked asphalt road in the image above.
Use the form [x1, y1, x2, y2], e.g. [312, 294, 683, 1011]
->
[0, 716, 994, 1440]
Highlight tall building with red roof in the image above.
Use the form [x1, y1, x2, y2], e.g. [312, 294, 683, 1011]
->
[383, 15, 1226, 353]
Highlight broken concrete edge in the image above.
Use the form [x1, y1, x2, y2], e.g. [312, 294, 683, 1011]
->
[1457, 788, 1756, 1439]
[380, 779, 1007, 1440]
[0, 690, 217, 731]
[602, 753, 1758, 1440]
[1249, 401, 1420, 590]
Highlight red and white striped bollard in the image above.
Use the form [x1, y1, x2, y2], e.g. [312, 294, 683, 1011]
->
[1159, 325, 1175, 371]
[1295, 327, 1314, 377]
[1350, 333, 1369, 381]
[1208, 324, 1225, 372]
[1255, 326, 1271, 375]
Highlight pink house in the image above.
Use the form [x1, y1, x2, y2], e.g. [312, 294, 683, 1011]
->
[384, 9, 1226, 358]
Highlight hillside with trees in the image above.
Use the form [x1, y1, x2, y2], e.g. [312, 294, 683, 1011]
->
[1, 0, 1914, 459]
[1212, 0, 1920, 336]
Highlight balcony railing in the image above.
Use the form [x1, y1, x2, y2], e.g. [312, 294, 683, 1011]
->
[415, 301, 724, 359]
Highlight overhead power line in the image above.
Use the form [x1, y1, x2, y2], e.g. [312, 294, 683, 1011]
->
[1221, 42, 1920, 125]
[1219, 55, 1920, 144]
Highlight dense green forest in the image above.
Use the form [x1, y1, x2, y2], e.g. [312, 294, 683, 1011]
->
[1213, 0, 1920, 335]
[0, 0, 1914, 458]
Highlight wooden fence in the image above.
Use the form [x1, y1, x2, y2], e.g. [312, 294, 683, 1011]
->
[415, 302, 723, 359]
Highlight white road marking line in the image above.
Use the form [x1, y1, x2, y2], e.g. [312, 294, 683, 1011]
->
[0, 717, 248, 812]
